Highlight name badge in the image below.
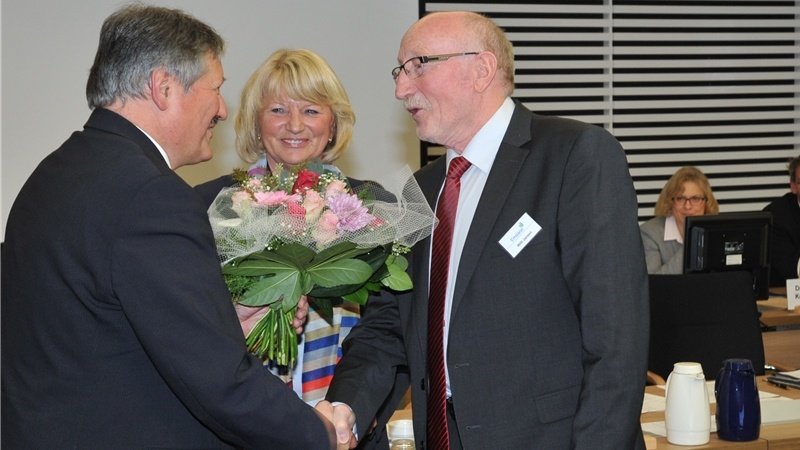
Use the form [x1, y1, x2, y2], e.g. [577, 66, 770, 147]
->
[499, 213, 541, 258]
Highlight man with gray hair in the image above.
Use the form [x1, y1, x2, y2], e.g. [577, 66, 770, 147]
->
[2, 5, 337, 448]
[323, 10, 648, 450]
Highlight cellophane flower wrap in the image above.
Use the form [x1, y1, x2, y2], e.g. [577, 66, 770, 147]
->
[208, 161, 436, 367]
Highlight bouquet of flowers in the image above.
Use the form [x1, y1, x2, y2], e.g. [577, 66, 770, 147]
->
[208, 161, 436, 367]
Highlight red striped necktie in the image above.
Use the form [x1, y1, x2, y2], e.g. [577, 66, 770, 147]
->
[427, 156, 471, 450]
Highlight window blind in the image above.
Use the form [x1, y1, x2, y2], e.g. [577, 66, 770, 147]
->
[419, 0, 800, 221]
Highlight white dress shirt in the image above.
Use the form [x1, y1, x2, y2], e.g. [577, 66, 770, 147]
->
[432, 97, 515, 397]
[664, 215, 683, 244]
[136, 126, 172, 169]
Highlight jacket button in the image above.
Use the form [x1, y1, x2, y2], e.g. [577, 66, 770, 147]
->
[420, 378, 426, 391]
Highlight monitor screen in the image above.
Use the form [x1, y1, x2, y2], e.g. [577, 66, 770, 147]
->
[683, 211, 772, 300]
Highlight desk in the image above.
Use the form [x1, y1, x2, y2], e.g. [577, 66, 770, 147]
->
[389, 378, 800, 449]
[764, 329, 800, 371]
[641, 377, 800, 449]
[758, 296, 800, 328]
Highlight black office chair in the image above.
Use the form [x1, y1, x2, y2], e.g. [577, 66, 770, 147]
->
[648, 271, 765, 381]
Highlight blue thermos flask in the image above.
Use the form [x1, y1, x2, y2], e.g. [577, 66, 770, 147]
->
[715, 358, 761, 441]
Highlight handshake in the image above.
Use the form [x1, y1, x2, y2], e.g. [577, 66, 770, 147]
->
[314, 401, 358, 449]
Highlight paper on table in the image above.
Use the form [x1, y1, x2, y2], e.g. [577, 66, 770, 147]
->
[641, 393, 666, 414]
[641, 398, 797, 438]
[761, 398, 800, 424]
[787, 278, 799, 309]
[642, 418, 717, 438]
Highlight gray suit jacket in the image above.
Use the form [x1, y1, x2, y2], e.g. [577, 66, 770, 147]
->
[327, 102, 649, 449]
[639, 216, 685, 274]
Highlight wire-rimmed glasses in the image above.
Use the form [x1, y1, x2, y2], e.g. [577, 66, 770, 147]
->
[391, 52, 480, 81]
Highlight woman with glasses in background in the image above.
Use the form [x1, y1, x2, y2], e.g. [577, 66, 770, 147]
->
[640, 166, 720, 274]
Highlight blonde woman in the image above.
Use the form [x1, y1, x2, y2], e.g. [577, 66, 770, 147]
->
[196, 49, 363, 405]
[640, 166, 720, 274]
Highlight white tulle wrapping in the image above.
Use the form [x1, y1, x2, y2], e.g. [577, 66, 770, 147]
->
[208, 165, 437, 264]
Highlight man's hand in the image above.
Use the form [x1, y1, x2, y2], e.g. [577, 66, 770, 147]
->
[234, 295, 310, 336]
[315, 400, 357, 449]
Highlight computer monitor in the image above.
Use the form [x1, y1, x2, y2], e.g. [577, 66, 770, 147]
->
[683, 211, 772, 300]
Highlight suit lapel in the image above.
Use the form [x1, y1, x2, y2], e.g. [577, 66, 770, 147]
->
[411, 158, 448, 358]
[450, 104, 533, 318]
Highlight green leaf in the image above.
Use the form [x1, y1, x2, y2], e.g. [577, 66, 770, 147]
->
[367, 265, 390, 283]
[297, 272, 313, 304]
[311, 242, 362, 264]
[222, 258, 296, 277]
[239, 251, 291, 265]
[308, 258, 373, 288]
[309, 297, 335, 321]
[307, 246, 391, 298]
[238, 266, 302, 307]
[272, 243, 316, 266]
[308, 283, 357, 299]
[364, 280, 383, 292]
[342, 287, 369, 305]
[382, 262, 413, 291]
[390, 254, 409, 272]
[354, 245, 391, 271]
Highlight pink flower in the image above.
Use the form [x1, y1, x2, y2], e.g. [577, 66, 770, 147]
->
[369, 216, 386, 228]
[302, 189, 325, 223]
[327, 193, 374, 232]
[313, 210, 340, 245]
[285, 200, 307, 232]
[253, 190, 295, 207]
[325, 179, 348, 197]
[286, 201, 306, 220]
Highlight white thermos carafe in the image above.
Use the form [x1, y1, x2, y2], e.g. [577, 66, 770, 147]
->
[664, 362, 711, 445]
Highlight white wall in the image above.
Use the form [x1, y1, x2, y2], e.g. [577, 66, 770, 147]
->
[1, 0, 420, 239]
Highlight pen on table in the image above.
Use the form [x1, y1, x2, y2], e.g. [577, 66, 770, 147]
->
[767, 375, 800, 390]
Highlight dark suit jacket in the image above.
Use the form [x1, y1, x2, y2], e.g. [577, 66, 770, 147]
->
[1, 108, 332, 449]
[327, 102, 649, 449]
[763, 192, 800, 285]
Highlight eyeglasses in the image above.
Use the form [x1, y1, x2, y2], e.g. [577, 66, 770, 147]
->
[672, 196, 707, 206]
[391, 52, 480, 81]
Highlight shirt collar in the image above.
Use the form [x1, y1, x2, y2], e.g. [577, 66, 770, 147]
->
[136, 126, 172, 169]
[664, 215, 683, 244]
[447, 97, 515, 173]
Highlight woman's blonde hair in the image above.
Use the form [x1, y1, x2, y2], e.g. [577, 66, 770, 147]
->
[234, 48, 355, 164]
[654, 166, 719, 216]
